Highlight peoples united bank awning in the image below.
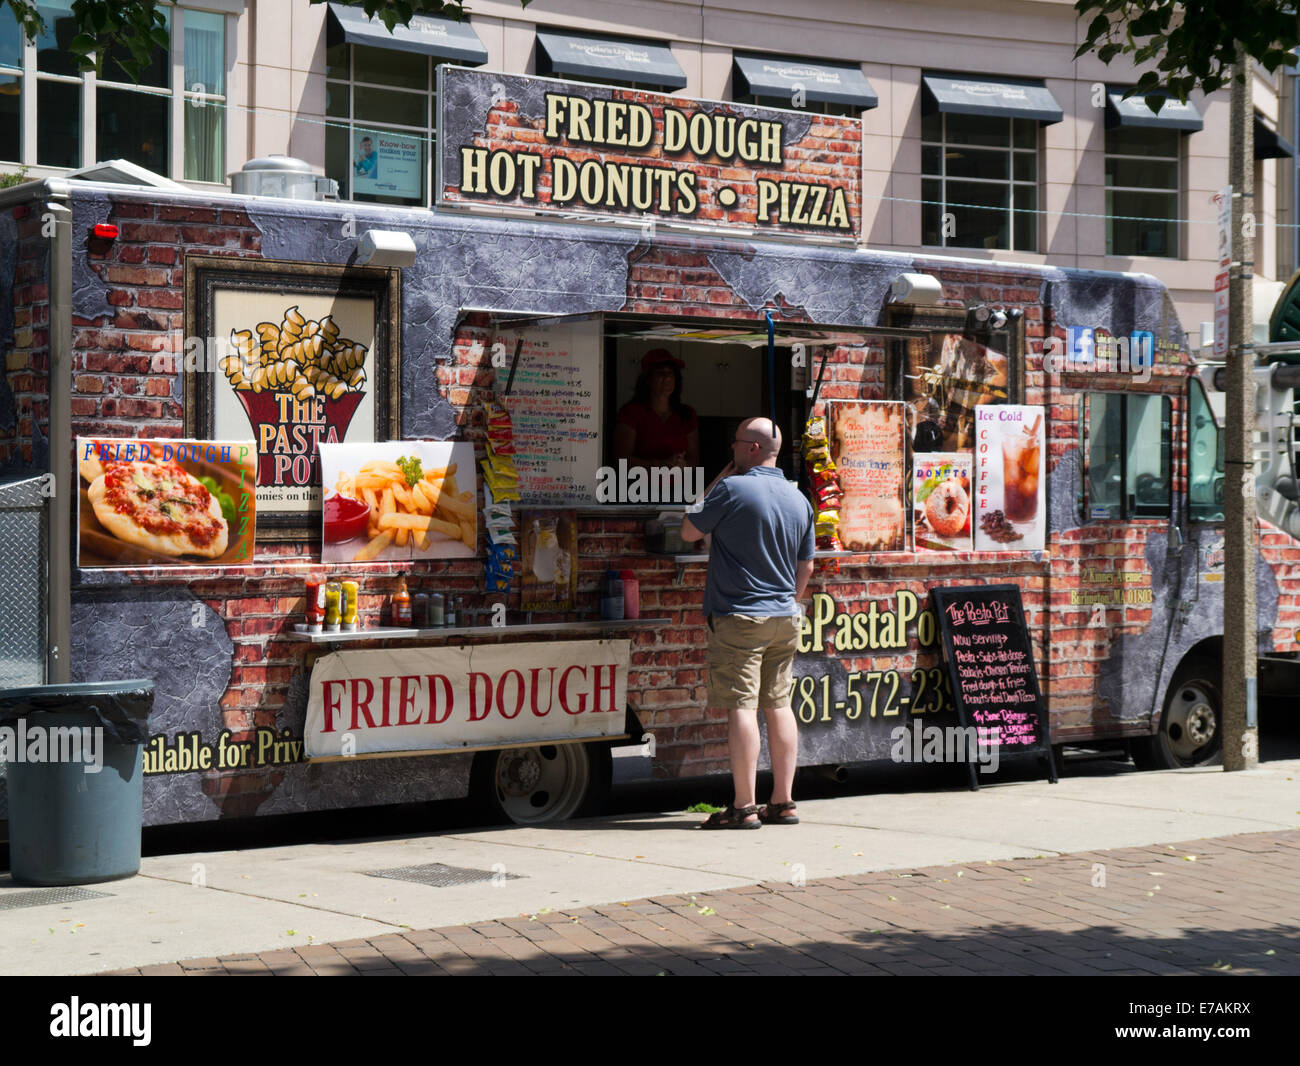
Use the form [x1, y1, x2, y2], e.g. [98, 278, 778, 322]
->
[922, 73, 1063, 124]
[1104, 88, 1203, 131]
[535, 29, 687, 90]
[733, 54, 877, 109]
[326, 2, 489, 64]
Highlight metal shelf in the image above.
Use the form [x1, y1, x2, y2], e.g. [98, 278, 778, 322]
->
[299, 617, 673, 643]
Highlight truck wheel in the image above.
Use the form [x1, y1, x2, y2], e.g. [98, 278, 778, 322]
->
[1132, 663, 1223, 769]
[471, 743, 611, 825]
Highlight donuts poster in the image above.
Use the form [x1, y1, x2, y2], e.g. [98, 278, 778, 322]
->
[914, 453, 972, 551]
[829, 401, 907, 552]
[974, 405, 1046, 551]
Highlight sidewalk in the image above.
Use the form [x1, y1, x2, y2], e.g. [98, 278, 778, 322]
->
[2, 759, 1298, 976]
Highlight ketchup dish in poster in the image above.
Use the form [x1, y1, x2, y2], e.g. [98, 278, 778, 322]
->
[319, 441, 477, 562]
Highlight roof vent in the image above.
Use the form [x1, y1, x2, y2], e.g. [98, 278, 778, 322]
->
[230, 155, 338, 200]
[66, 159, 188, 190]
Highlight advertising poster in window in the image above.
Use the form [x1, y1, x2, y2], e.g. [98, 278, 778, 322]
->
[973, 405, 1045, 551]
[185, 257, 399, 540]
[319, 440, 478, 563]
[519, 509, 578, 611]
[913, 452, 972, 551]
[76, 437, 256, 568]
[828, 400, 907, 552]
[905, 333, 1010, 451]
[353, 127, 424, 201]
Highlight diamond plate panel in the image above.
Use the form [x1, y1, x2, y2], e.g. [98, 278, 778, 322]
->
[0, 885, 112, 909]
[364, 862, 523, 888]
[0, 477, 46, 689]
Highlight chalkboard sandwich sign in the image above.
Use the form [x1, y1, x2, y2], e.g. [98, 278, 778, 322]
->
[930, 584, 1057, 788]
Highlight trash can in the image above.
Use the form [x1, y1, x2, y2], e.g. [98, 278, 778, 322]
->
[0, 680, 154, 885]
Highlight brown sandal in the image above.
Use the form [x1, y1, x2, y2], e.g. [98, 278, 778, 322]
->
[760, 801, 799, 825]
[701, 804, 762, 829]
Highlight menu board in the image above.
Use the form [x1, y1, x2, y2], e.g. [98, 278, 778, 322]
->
[828, 400, 907, 552]
[492, 319, 603, 504]
[930, 584, 1055, 786]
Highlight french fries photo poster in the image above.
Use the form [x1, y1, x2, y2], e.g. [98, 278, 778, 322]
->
[210, 287, 378, 517]
[319, 441, 478, 562]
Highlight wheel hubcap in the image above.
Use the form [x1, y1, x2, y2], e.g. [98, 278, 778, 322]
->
[493, 745, 589, 824]
[1165, 683, 1218, 762]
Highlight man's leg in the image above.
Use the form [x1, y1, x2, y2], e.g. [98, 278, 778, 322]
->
[728, 707, 762, 813]
[761, 703, 798, 805]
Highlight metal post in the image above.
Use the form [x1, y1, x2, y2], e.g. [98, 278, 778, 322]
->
[1224, 52, 1259, 770]
[46, 198, 72, 684]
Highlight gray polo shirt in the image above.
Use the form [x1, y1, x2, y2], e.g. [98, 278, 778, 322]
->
[688, 466, 815, 617]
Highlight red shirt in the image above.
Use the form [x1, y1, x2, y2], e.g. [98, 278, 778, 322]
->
[617, 401, 698, 463]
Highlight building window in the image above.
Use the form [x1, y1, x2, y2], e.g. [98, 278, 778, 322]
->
[6, 3, 226, 181]
[1105, 126, 1180, 257]
[921, 112, 1038, 252]
[325, 42, 433, 207]
[732, 93, 858, 118]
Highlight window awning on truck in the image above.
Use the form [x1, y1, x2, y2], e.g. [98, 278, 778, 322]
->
[1104, 88, 1203, 132]
[733, 54, 878, 110]
[326, 2, 489, 64]
[535, 29, 687, 91]
[922, 74, 1063, 124]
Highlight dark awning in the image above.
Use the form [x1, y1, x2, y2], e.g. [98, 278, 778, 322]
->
[1256, 115, 1296, 159]
[733, 54, 877, 109]
[922, 74, 1062, 124]
[1105, 88, 1203, 131]
[326, 3, 488, 65]
[535, 29, 686, 90]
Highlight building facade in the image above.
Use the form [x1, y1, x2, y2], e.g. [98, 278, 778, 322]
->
[3, 0, 1295, 337]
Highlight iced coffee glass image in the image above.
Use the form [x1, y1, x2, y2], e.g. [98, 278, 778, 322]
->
[1002, 431, 1040, 523]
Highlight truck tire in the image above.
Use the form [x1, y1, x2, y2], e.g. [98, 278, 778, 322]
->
[471, 742, 612, 825]
[1132, 661, 1223, 770]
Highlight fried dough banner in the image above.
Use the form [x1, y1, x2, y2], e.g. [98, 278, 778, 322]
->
[76, 438, 256, 568]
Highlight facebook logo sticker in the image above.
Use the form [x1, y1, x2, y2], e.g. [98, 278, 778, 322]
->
[1130, 330, 1154, 369]
[1067, 326, 1094, 365]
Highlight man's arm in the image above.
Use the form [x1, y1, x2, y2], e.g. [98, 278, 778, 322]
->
[794, 558, 814, 600]
[680, 461, 735, 542]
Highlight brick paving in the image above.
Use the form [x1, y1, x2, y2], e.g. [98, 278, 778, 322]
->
[104, 829, 1300, 976]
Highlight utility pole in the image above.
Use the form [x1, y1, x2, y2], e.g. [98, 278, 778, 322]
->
[1223, 48, 1259, 771]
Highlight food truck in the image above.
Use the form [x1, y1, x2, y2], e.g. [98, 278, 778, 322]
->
[2, 67, 1297, 829]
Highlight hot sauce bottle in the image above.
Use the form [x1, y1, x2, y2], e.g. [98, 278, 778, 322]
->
[392, 576, 412, 627]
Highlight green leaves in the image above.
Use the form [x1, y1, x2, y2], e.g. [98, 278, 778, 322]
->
[1075, 1, 1300, 103]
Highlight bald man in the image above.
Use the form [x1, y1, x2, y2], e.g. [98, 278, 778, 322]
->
[681, 416, 815, 829]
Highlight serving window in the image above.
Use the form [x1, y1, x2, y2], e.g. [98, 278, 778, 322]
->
[1079, 391, 1173, 520]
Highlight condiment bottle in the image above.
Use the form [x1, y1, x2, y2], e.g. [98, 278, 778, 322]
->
[412, 593, 429, 629]
[446, 594, 458, 628]
[620, 569, 639, 620]
[429, 592, 445, 626]
[392, 576, 412, 627]
[324, 582, 341, 631]
[305, 577, 325, 632]
[601, 570, 624, 621]
[341, 580, 359, 631]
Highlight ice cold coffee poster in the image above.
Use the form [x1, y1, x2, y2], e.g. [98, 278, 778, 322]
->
[974, 406, 1045, 551]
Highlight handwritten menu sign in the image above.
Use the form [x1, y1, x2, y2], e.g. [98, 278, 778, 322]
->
[828, 400, 907, 552]
[930, 584, 1056, 786]
[492, 319, 602, 504]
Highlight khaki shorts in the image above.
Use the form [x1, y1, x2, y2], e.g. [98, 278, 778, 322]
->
[706, 613, 801, 710]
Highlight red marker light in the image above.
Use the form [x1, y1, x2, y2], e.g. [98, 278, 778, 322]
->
[92, 223, 119, 239]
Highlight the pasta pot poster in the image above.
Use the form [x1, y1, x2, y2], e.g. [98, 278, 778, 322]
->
[828, 401, 907, 552]
[76, 437, 256, 568]
[319, 440, 478, 562]
[973, 405, 1046, 551]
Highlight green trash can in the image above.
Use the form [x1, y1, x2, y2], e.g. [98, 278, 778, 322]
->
[0, 679, 154, 885]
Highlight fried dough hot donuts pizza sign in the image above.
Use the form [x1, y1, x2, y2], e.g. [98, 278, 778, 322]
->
[76, 437, 256, 568]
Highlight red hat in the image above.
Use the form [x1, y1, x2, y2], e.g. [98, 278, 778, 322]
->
[642, 348, 684, 371]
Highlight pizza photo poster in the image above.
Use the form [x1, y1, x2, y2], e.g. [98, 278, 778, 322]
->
[319, 440, 478, 563]
[828, 401, 907, 552]
[904, 332, 1010, 452]
[973, 405, 1046, 551]
[913, 451, 973, 551]
[76, 437, 256, 568]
